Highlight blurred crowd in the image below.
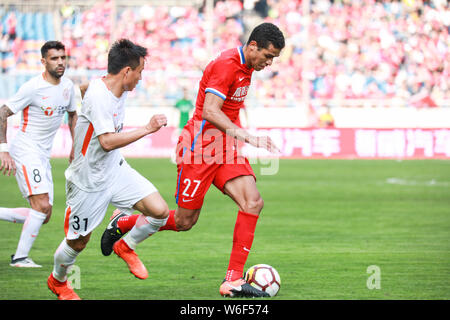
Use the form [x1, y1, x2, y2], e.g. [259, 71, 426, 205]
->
[304, 0, 449, 106]
[0, 0, 449, 107]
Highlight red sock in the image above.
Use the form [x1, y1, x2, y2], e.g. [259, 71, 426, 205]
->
[225, 211, 259, 281]
[117, 214, 140, 234]
[159, 210, 178, 231]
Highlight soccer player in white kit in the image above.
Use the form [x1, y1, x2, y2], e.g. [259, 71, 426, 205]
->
[0, 41, 78, 268]
[47, 39, 170, 300]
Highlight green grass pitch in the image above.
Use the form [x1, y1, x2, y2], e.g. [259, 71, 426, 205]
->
[0, 158, 449, 300]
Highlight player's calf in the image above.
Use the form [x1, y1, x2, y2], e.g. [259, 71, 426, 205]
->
[28, 194, 52, 223]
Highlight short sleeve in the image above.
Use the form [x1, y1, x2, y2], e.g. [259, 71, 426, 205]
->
[67, 82, 77, 113]
[204, 60, 236, 100]
[5, 78, 35, 114]
[84, 82, 115, 137]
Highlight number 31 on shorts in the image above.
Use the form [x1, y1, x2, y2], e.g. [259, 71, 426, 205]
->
[182, 178, 201, 198]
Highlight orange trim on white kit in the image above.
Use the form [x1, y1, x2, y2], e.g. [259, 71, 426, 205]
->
[22, 165, 33, 195]
[81, 123, 94, 156]
[21, 106, 29, 132]
[64, 206, 71, 237]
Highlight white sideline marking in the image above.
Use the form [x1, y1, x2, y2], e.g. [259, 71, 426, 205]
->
[386, 178, 449, 187]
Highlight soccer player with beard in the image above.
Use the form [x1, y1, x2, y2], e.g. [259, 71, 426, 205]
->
[0, 41, 78, 268]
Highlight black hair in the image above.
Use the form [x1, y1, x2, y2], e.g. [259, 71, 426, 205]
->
[41, 41, 65, 58]
[107, 39, 148, 75]
[246, 23, 285, 50]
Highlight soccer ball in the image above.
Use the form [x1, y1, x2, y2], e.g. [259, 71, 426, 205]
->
[244, 264, 281, 297]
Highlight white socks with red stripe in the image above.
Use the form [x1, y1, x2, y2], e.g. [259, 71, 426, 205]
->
[52, 239, 79, 282]
[123, 215, 168, 250]
[13, 209, 47, 260]
[0, 207, 29, 224]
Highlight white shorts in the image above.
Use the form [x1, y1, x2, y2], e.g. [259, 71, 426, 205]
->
[64, 161, 158, 240]
[12, 152, 53, 205]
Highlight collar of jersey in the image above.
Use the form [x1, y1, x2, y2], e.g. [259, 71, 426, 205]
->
[238, 46, 246, 65]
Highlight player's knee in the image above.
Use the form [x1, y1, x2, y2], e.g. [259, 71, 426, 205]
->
[151, 202, 170, 220]
[71, 242, 86, 252]
[43, 211, 52, 224]
[67, 237, 89, 252]
[176, 215, 197, 231]
[32, 202, 52, 223]
[174, 208, 200, 231]
[242, 196, 264, 214]
[177, 220, 195, 231]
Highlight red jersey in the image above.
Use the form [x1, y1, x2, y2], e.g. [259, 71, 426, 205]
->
[175, 47, 256, 209]
[183, 46, 253, 152]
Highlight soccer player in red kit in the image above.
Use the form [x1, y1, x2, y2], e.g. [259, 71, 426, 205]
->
[101, 23, 285, 298]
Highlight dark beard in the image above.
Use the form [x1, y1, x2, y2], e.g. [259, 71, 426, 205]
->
[48, 69, 64, 79]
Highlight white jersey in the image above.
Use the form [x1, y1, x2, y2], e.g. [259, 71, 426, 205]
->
[6, 73, 77, 158]
[65, 78, 127, 192]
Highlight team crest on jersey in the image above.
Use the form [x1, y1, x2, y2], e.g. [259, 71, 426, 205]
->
[63, 88, 70, 100]
[231, 86, 249, 102]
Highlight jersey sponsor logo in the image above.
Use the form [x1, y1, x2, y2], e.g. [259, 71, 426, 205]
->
[231, 86, 249, 102]
[42, 106, 54, 116]
[40, 105, 68, 116]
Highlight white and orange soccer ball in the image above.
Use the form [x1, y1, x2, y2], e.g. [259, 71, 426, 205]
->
[244, 264, 281, 297]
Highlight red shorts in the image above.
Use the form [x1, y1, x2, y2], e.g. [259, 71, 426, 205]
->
[174, 144, 255, 210]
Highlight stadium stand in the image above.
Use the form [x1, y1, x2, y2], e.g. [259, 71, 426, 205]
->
[0, 0, 448, 112]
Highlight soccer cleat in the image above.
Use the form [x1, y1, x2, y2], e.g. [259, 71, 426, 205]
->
[113, 239, 148, 280]
[220, 278, 270, 298]
[10, 255, 42, 268]
[47, 273, 81, 300]
[101, 209, 126, 256]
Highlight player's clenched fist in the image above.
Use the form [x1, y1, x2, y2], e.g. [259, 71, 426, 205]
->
[146, 114, 167, 133]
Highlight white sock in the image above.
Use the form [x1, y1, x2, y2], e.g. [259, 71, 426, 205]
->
[0, 207, 29, 224]
[123, 215, 168, 250]
[13, 209, 47, 259]
[52, 239, 79, 282]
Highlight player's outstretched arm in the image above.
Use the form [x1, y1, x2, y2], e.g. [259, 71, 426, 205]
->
[202, 93, 279, 154]
[0, 105, 16, 176]
[98, 114, 167, 152]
